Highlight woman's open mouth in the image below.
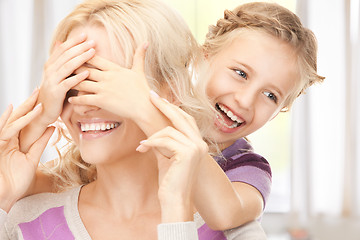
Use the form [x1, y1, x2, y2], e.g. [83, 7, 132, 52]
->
[78, 121, 121, 139]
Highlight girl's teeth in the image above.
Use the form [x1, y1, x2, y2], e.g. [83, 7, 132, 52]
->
[217, 103, 243, 124]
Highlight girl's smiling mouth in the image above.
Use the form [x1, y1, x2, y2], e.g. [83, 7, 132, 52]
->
[215, 103, 244, 133]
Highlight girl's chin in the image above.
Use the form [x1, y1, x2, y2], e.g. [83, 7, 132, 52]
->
[208, 129, 238, 148]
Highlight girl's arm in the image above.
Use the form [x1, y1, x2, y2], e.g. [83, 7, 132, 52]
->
[143, 94, 265, 230]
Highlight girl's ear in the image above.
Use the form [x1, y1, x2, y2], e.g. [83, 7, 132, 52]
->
[270, 106, 289, 121]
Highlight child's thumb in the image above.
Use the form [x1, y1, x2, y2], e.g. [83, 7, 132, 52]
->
[132, 41, 149, 73]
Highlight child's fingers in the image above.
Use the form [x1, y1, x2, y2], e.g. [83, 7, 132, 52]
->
[86, 55, 118, 71]
[48, 33, 87, 64]
[26, 127, 55, 167]
[72, 80, 99, 94]
[136, 127, 189, 155]
[0, 105, 13, 132]
[0, 104, 43, 141]
[56, 48, 95, 81]
[7, 89, 40, 123]
[68, 94, 99, 107]
[136, 136, 181, 159]
[132, 42, 148, 74]
[149, 92, 199, 137]
[146, 126, 189, 146]
[74, 66, 103, 82]
[60, 70, 89, 93]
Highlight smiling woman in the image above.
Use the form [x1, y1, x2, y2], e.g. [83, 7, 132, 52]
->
[1, 0, 216, 239]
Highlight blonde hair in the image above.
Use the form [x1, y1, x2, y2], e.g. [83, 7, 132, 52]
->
[202, 2, 325, 110]
[46, 0, 216, 191]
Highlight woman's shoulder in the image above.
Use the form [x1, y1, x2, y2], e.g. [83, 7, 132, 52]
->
[10, 186, 80, 215]
[3, 186, 81, 238]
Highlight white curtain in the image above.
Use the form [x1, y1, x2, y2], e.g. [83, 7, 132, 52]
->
[0, 0, 81, 161]
[291, 0, 360, 225]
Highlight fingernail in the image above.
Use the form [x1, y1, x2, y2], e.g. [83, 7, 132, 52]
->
[31, 87, 39, 96]
[140, 140, 147, 144]
[136, 144, 144, 152]
[143, 41, 149, 50]
[87, 40, 95, 46]
[162, 98, 169, 103]
[150, 90, 159, 98]
[34, 103, 42, 111]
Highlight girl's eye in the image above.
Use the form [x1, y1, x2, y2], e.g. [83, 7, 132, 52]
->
[234, 69, 247, 79]
[263, 91, 278, 104]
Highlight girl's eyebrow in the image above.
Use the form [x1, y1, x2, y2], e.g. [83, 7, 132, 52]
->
[269, 84, 285, 99]
[233, 59, 254, 75]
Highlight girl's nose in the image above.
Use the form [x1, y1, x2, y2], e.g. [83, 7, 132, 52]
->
[234, 87, 257, 111]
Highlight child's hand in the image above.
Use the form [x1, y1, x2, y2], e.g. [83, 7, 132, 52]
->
[68, 42, 151, 121]
[0, 91, 54, 212]
[136, 93, 208, 223]
[37, 33, 95, 125]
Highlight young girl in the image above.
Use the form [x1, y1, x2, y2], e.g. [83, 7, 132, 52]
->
[1, 0, 267, 239]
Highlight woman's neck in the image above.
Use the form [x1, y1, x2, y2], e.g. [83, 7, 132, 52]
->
[79, 150, 161, 219]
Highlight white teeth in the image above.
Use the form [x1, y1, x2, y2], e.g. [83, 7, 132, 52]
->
[80, 122, 119, 132]
[217, 103, 243, 124]
[216, 114, 239, 128]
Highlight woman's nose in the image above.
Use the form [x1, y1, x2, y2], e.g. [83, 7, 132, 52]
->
[72, 91, 100, 115]
[72, 104, 100, 115]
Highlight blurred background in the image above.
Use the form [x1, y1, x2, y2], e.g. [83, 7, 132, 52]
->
[0, 0, 359, 239]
